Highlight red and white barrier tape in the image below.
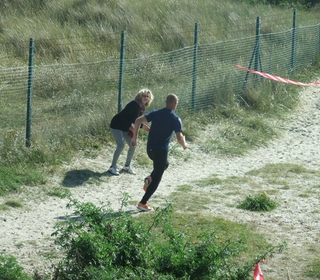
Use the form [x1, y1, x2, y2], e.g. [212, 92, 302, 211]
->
[236, 64, 320, 86]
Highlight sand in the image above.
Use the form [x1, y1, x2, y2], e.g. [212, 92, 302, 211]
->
[1, 86, 320, 279]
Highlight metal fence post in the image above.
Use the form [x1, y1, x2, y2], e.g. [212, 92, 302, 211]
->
[26, 38, 34, 147]
[118, 30, 126, 113]
[290, 9, 297, 75]
[318, 23, 320, 56]
[192, 22, 199, 110]
[254, 16, 262, 73]
[242, 17, 262, 92]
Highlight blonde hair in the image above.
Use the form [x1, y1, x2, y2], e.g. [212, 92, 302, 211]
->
[135, 88, 154, 106]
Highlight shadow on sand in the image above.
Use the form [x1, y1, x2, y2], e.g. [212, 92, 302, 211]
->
[61, 169, 113, 188]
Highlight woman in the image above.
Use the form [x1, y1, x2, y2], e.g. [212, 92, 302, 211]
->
[108, 88, 154, 175]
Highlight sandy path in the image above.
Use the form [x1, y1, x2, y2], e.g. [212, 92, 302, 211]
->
[1, 86, 320, 279]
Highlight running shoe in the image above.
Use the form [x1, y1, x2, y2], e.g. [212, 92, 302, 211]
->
[122, 165, 136, 175]
[108, 166, 119, 176]
[137, 202, 153, 212]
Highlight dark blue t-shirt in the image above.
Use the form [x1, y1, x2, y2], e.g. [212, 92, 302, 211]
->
[145, 107, 182, 151]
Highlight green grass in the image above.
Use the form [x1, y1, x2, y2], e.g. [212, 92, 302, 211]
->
[48, 197, 285, 279]
[168, 191, 212, 212]
[2, 0, 318, 185]
[4, 200, 23, 208]
[237, 192, 277, 211]
[306, 258, 320, 278]
[0, 252, 32, 280]
[0, 205, 10, 211]
[176, 184, 193, 192]
[246, 163, 320, 186]
[0, 166, 46, 197]
[140, 211, 271, 260]
[47, 187, 72, 199]
[0, 1, 320, 277]
[167, 163, 320, 278]
[174, 162, 320, 212]
[1, 0, 318, 65]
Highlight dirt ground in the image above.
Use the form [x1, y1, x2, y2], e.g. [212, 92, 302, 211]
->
[1, 86, 320, 279]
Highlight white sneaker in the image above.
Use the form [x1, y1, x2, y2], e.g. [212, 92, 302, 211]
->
[122, 165, 136, 175]
[108, 166, 119, 176]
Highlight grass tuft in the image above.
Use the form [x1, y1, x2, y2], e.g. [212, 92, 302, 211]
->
[238, 191, 277, 212]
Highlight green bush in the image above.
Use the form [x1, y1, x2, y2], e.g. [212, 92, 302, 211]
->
[0, 252, 32, 280]
[51, 195, 284, 280]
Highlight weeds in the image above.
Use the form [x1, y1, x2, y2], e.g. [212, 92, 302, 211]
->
[238, 191, 277, 212]
[4, 200, 23, 208]
[306, 258, 320, 278]
[47, 187, 71, 199]
[0, 166, 46, 197]
[49, 195, 285, 280]
[0, 0, 317, 193]
[0, 1, 318, 278]
[0, 252, 32, 280]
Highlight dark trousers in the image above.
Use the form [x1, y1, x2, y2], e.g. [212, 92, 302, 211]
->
[140, 149, 169, 204]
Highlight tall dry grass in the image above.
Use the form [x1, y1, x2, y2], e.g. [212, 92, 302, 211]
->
[0, 0, 319, 192]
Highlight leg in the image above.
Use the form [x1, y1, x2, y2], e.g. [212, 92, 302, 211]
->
[110, 128, 125, 168]
[140, 150, 168, 205]
[143, 150, 169, 191]
[123, 131, 136, 167]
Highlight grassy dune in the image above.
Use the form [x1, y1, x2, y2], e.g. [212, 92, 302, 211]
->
[1, 0, 320, 190]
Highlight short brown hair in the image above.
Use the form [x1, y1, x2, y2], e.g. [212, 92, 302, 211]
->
[166, 94, 178, 105]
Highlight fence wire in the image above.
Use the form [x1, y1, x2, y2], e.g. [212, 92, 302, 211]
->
[1, 21, 320, 147]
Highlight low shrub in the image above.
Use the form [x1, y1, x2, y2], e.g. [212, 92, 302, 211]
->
[51, 195, 284, 280]
[0, 252, 32, 280]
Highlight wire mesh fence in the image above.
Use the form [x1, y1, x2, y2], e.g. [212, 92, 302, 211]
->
[1, 10, 320, 148]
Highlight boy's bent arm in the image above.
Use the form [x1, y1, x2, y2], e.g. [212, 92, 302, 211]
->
[130, 116, 147, 148]
[176, 132, 188, 150]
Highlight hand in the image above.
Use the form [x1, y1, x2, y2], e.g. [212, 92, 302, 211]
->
[130, 138, 137, 148]
[142, 124, 150, 132]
